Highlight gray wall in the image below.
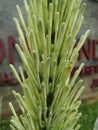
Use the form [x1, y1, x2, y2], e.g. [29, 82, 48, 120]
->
[0, 0, 25, 117]
[0, 0, 25, 71]
[80, 0, 98, 38]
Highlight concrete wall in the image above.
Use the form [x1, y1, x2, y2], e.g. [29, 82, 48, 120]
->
[0, 0, 25, 118]
[0, 0, 25, 71]
[79, 0, 98, 99]
[80, 0, 98, 39]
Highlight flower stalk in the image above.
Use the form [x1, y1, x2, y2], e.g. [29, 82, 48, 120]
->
[9, 0, 90, 130]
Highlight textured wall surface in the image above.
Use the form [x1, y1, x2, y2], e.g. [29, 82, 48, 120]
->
[0, 0, 25, 71]
[79, 0, 98, 99]
[80, 0, 98, 39]
[0, 0, 25, 30]
[0, 0, 98, 118]
[0, 0, 25, 118]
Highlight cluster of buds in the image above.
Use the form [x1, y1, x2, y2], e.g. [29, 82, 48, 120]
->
[9, 0, 90, 130]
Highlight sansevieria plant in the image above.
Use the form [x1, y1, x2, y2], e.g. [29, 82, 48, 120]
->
[9, 0, 90, 130]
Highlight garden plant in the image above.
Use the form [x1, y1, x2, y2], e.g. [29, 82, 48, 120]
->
[9, 0, 90, 130]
